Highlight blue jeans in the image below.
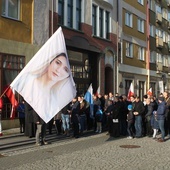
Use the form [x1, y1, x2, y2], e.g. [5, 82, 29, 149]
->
[157, 119, 165, 140]
[61, 114, 70, 131]
[135, 115, 142, 137]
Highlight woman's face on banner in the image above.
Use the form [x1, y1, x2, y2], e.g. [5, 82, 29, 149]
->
[48, 55, 69, 82]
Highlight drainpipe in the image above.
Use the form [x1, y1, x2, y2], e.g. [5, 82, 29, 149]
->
[146, 0, 150, 91]
[116, 0, 119, 93]
[51, 0, 54, 35]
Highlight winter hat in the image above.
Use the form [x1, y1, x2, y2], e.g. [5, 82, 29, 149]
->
[127, 104, 133, 110]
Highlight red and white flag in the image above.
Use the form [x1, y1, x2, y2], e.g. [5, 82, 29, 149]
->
[147, 87, 152, 96]
[5, 87, 18, 118]
[10, 27, 76, 123]
[127, 83, 134, 100]
[96, 86, 100, 96]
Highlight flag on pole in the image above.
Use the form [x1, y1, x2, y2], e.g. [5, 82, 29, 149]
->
[96, 86, 100, 96]
[84, 84, 94, 117]
[127, 83, 134, 100]
[10, 27, 77, 123]
[147, 87, 152, 96]
[5, 87, 18, 118]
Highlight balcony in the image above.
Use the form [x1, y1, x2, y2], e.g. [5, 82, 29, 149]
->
[156, 36, 163, 48]
[156, 13, 162, 24]
[156, 62, 163, 73]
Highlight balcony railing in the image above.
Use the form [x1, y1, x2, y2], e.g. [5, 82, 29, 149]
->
[156, 13, 162, 24]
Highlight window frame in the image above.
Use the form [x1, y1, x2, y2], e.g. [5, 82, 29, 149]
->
[1, 0, 20, 20]
[137, 18, 144, 33]
[126, 42, 133, 58]
[138, 47, 145, 61]
[138, 0, 144, 5]
[125, 12, 133, 28]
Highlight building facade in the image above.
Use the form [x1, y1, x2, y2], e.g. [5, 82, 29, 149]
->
[118, 0, 170, 99]
[54, 0, 117, 95]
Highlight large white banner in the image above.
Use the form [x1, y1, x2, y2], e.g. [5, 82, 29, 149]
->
[11, 27, 77, 123]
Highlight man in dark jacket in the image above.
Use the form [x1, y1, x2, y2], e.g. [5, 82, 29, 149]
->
[131, 96, 145, 138]
[145, 98, 153, 137]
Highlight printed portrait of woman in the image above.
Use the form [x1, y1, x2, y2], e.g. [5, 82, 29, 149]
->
[11, 27, 77, 123]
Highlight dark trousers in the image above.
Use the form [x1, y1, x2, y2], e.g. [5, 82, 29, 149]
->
[19, 118, 25, 133]
[146, 116, 152, 136]
[111, 123, 120, 137]
[120, 119, 127, 136]
[72, 122, 79, 138]
[55, 119, 62, 134]
[127, 121, 134, 137]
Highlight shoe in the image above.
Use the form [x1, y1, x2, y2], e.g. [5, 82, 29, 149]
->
[127, 136, 133, 139]
[157, 138, 165, 142]
[42, 141, 48, 145]
[35, 142, 41, 146]
[135, 136, 141, 138]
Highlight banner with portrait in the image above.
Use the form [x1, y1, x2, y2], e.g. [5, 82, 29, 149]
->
[10, 27, 77, 123]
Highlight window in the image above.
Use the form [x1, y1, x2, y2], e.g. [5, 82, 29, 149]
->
[150, 24, 155, 37]
[156, 28, 163, 38]
[1, 0, 20, 20]
[162, 31, 167, 43]
[150, 51, 156, 63]
[99, 8, 103, 37]
[150, 82, 156, 96]
[125, 80, 132, 97]
[149, 0, 153, 10]
[168, 11, 170, 22]
[139, 81, 145, 100]
[156, 4, 162, 14]
[156, 53, 163, 63]
[58, 0, 82, 30]
[58, 0, 64, 25]
[163, 55, 168, 67]
[137, 18, 144, 33]
[125, 12, 133, 27]
[126, 42, 133, 58]
[162, 8, 168, 20]
[92, 5, 110, 39]
[92, 5, 97, 36]
[138, 47, 145, 61]
[168, 55, 170, 66]
[1, 53, 25, 119]
[105, 11, 110, 39]
[67, 0, 73, 28]
[76, 0, 81, 30]
[138, 0, 144, 5]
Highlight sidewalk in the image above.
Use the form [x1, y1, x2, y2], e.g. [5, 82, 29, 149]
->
[1, 128, 20, 136]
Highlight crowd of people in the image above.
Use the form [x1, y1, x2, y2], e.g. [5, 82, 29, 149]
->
[16, 91, 170, 145]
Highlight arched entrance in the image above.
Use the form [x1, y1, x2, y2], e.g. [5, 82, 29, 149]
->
[105, 66, 113, 94]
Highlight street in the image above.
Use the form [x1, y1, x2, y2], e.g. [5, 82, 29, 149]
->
[1, 131, 170, 170]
